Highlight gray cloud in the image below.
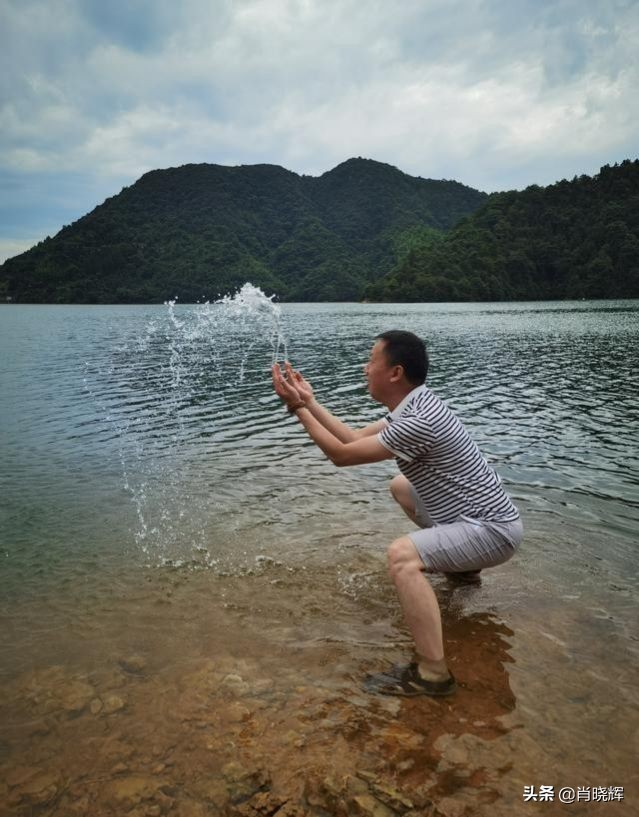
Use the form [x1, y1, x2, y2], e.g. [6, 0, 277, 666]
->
[1, 0, 638, 261]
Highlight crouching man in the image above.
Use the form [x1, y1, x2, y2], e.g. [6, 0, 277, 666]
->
[272, 330, 522, 697]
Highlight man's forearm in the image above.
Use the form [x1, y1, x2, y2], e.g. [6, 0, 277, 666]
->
[294, 406, 348, 464]
[290, 406, 392, 468]
[304, 398, 357, 443]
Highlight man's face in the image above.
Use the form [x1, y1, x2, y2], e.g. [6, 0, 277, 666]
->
[364, 340, 393, 401]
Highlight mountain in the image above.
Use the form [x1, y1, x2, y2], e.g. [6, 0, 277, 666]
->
[0, 158, 487, 303]
[365, 160, 639, 301]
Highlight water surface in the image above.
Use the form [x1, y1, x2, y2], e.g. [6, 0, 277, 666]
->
[1, 300, 637, 815]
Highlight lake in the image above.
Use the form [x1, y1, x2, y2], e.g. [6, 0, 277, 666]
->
[0, 299, 637, 815]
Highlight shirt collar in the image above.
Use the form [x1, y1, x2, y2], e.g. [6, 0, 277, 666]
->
[388, 384, 426, 420]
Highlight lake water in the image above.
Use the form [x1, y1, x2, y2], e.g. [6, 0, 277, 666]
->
[1, 299, 638, 816]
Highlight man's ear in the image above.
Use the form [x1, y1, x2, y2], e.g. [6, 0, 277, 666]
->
[390, 365, 404, 383]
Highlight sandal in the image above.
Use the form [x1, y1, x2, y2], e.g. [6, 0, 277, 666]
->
[364, 662, 456, 697]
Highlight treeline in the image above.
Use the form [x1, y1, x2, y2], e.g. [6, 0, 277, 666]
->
[0, 158, 486, 303]
[365, 160, 639, 301]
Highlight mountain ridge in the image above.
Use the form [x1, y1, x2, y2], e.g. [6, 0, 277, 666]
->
[2, 158, 637, 303]
[0, 158, 487, 303]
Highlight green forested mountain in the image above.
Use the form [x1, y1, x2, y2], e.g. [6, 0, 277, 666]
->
[4, 158, 637, 304]
[365, 160, 639, 301]
[0, 158, 486, 303]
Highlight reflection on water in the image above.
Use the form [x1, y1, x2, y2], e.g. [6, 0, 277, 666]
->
[1, 300, 638, 815]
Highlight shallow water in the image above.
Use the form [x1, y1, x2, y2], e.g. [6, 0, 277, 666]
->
[1, 300, 638, 816]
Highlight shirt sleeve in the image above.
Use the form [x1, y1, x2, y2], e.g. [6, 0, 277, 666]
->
[377, 414, 435, 462]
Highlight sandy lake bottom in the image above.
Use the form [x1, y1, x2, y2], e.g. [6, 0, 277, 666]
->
[1, 527, 637, 817]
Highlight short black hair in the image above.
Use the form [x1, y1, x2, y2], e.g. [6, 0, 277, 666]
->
[376, 330, 428, 385]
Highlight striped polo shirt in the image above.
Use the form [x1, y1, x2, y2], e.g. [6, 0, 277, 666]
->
[378, 385, 519, 525]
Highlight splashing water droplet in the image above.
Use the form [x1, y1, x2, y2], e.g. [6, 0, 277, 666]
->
[85, 282, 288, 567]
[215, 283, 287, 365]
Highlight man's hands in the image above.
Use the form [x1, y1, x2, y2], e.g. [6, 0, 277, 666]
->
[272, 360, 393, 466]
[287, 365, 314, 402]
[272, 361, 313, 410]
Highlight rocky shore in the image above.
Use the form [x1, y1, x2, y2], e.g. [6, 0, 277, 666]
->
[0, 558, 527, 817]
[2, 553, 634, 817]
[0, 641, 517, 817]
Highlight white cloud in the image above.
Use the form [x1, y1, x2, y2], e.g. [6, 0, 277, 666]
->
[1, 0, 638, 245]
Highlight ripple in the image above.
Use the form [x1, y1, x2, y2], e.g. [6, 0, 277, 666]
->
[1, 299, 638, 591]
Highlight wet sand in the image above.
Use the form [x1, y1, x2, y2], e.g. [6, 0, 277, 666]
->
[1, 538, 637, 817]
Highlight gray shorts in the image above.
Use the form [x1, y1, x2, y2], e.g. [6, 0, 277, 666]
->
[407, 485, 523, 574]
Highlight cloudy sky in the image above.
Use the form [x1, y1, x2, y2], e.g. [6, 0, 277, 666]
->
[1, 0, 637, 262]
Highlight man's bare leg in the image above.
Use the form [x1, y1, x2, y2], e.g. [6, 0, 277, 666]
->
[390, 474, 481, 585]
[389, 474, 419, 525]
[387, 536, 451, 681]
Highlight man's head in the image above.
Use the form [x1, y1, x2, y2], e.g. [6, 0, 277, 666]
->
[375, 330, 428, 385]
[364, 330, 428, 403]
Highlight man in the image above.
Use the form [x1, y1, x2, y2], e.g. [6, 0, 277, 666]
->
[272, 330, 522, 697]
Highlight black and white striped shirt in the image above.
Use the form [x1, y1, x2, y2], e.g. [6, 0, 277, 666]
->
[378, 385, 519, 525]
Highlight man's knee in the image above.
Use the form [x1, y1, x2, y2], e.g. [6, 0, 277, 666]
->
[390, 474, 411, 505]
[387, 536, 423, 580]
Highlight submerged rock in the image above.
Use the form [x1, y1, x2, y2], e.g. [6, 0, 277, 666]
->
[222, 762, 270, 802]
[348, 793, 396, 817]
[175, 800, 209, 817]
[103, 694, 127, 714]
[104, 774, 171, 811]
[119, 655, 148, 675]
[304, 772, 419, 817]
[61, 680, 96, 715]
[191, 776, 228, 808]
[220, 674, 251, 696]
[367, 781, 414, 813]
[10, 771, 62, 807]
[228, 790, 309, 816]
[224, 702, 251, 723]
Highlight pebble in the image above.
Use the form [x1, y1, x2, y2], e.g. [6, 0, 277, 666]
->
[104, 774, 163, 807]
[369, 781, 414, 812]
[119, 655, 148, 675]
[28, 719, 52, 737]
[103, 694, 127, 714]
[17, 772, 60, 806]
[69, 795, 90, 814]
[61, 680, 95, 715]
[225, 703, 251, 723]
[221, 762, 270, 801]
[348, 793, 396, 817]
[220, 674, 251, 696]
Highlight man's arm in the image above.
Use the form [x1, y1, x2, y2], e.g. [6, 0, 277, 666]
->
[272, 363, 393, 466]
[285, 363, 386, 442]
[295, 407, 394, 467]
[306, 401, 387, 443]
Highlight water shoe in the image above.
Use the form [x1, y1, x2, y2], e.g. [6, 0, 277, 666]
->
[364, 662, 456, 697]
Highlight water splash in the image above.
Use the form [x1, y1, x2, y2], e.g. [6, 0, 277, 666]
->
[84, 283, 288, 567]
[214, 283, 288, 368]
